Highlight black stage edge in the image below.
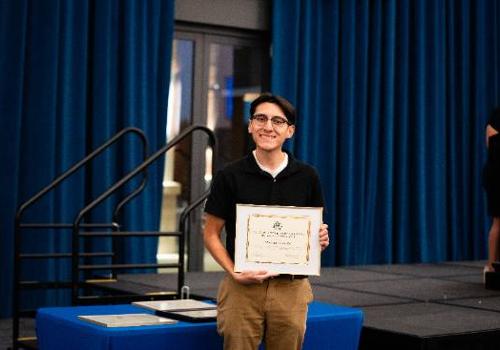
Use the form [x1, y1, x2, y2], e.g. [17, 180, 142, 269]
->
[360, 326, 500, 350]
[76, 261, 500, 349]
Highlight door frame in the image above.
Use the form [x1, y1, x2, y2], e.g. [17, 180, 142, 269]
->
[171, 23, 270, 271]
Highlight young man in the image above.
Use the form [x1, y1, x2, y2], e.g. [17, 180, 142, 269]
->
[204, 93, 330, 350]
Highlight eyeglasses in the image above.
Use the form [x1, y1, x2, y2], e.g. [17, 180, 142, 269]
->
[251, 114, 291, 127]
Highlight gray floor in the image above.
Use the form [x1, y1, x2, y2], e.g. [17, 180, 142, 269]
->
[4, 260, 500, 350]
[0, 318, 35, 350]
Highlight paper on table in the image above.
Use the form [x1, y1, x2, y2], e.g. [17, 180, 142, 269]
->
[78, 313, 176, 327]
[132, 299, 216, 312]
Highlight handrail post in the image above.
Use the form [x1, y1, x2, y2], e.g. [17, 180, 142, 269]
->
[12, 217, 21, 350]
[71, 223, 80, 304]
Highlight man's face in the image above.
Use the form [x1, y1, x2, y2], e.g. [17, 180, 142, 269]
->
[248, 102, 295, 152]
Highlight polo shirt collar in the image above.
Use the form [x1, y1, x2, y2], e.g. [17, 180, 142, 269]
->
[243, 150, 300, 178]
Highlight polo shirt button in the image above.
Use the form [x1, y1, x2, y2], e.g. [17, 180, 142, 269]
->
[273, 179, 276, 182]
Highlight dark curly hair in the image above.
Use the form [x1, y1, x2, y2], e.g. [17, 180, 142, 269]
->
[249, 93, 297, 125]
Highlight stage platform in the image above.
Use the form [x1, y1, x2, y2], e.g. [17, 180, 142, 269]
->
[3, 260, 500, 349]
[104, 260, 500, 350]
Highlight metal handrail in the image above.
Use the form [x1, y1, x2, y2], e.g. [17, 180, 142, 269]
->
[71, 125, 217, 303]
[15, 127, 148, 224]
[12, 127, 149, 350]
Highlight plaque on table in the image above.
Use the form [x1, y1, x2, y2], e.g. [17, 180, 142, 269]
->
[234, 204, 323, 276]
[132, 299, 217, 322]
[78, 313, 177, 327]
[157, 309, 218, 323]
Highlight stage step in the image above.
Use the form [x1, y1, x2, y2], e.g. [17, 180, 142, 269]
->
[485, 271, 500, 290]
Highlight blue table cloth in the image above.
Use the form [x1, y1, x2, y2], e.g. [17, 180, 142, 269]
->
[37, 301, 363, 350]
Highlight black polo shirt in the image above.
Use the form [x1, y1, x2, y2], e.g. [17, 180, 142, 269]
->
[205, 152, 325, 260]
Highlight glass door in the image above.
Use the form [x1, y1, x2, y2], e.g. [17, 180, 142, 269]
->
[159, 28, 270, 272]
[206, 38, 267, 169]
[157, 36, 196, 270]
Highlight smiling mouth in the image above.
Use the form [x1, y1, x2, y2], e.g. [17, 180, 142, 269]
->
[259, 134, 276, 139]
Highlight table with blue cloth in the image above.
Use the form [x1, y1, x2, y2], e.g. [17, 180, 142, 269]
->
[36, 301, 363, 350]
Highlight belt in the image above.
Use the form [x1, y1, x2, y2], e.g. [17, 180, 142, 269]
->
[272, 274, 307, 280]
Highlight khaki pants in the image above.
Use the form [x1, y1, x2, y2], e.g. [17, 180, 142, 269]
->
[216, 274, 313, 350]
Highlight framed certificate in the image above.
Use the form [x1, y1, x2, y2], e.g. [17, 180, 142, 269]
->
[234, 204, 323, 276]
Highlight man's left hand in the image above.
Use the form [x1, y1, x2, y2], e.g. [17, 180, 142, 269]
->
[319, 224, 330, 251]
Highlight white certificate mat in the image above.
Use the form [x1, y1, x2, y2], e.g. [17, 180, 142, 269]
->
[78, 314, 177, 327]
[132, 299, 216, 312]
[234, 204, 323, 275]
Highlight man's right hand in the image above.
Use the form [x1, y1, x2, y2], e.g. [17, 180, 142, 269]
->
[231, 270, 279, 285]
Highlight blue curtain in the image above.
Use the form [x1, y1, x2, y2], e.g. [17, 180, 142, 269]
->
[272, 0, 500, 266]
[0, 0, 174, 317]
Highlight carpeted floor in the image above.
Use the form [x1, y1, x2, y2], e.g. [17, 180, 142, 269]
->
[0, 318, 35, 350]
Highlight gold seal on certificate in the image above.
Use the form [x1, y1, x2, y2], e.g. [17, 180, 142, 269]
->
[234, 204, 323, 276]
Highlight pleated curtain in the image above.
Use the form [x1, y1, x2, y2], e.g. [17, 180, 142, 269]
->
[272, 0, 500, 266]
[0, 0, 174, 317]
